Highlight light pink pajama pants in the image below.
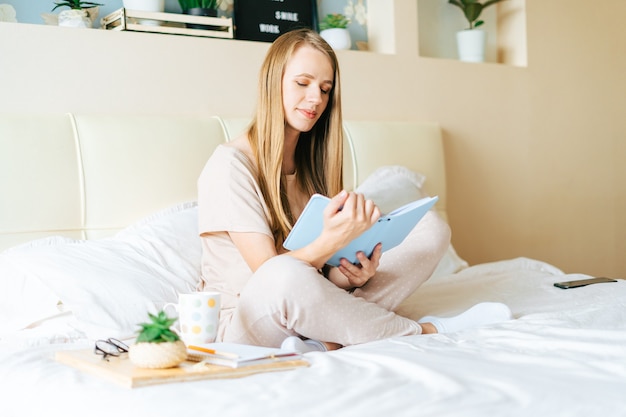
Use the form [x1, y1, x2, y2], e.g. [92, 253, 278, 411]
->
[221, 211, 451, 347]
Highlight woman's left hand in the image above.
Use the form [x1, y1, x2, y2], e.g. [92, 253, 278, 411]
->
[327, 242, 383, 290]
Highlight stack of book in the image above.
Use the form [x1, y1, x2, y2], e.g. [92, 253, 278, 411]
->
[187, 343, 302, 368]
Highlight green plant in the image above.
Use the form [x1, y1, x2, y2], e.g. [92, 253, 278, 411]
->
[51, 0, 103, 11]
[178, 0, 221, 11]
[448, 0, 506, 30]
[136, 311, 180, 344]
[319, 13, 350, 30]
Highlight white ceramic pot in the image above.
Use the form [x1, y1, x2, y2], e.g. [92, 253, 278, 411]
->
[123, 0, 165, 12]
[58, 9, 92, 28]
[456, 29, 487, 63]
[123, 0, 165, 26]
[0, 4, 17, 22]
[129, 341, 187, 369]
[320, 28, 352, 50]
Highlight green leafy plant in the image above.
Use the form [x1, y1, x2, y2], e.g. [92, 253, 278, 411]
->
[448, 0, 507, 30]
[178, 0, 221, 11]
[319, 13, 350, 30]
[52, 0, 103, 11]
[136, 311, 180, 344]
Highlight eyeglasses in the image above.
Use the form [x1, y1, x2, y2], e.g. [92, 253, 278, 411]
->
[94, 338, 129, 361]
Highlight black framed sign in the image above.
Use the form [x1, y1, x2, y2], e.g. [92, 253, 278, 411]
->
[234, 0, 318, 43]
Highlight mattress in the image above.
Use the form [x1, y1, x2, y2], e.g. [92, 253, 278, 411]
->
[2, 257, 625, 417]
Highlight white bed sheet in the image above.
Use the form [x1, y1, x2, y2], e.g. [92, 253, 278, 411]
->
[1, 258, 625, 417]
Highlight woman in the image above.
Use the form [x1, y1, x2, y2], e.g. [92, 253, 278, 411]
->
[198, 28, 511, 352]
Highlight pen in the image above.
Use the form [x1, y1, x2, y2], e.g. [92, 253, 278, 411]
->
[187, 345, 240, 358]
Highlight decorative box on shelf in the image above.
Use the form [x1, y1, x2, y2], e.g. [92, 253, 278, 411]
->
[101, 8, 233, 39]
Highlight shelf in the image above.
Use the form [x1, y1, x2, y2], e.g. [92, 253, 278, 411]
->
[101, 8, 234, 39]
[416, 0, 527, 67]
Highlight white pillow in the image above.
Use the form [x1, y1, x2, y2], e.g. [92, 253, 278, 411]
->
[356, 165, 426, 214]
[7, 202, 201, 340]
[430, 244, 469, 278]
[356, 166, 468, 278]
[0, 236, 72, 334]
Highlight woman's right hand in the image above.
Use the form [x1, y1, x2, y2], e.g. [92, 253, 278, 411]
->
[285, 190, 380, 271]
[321, 190, 381, 251]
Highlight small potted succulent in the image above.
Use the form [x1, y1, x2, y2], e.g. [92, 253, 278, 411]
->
[448, 0, 507, 62]
[319, 13, 352, 50]
[129, 310, 188, 369]
[52, 0, 103, 28]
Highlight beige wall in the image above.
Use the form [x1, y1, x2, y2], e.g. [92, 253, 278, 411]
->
[0, 0, 624, 277]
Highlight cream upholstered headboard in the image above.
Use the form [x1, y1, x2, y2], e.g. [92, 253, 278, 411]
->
[0, 114, 446, 252]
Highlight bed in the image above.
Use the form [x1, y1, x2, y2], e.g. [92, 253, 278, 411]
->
[1, 114, 625, 416]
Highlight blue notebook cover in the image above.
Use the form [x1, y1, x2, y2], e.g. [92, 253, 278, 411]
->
[283, 194, 439, 266]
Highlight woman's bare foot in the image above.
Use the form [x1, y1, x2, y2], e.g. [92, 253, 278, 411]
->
[419, 322, 438, 334]
[322, 341, 343, 350]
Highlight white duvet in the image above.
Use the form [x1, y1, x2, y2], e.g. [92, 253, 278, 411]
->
[1, 257, 625, 417]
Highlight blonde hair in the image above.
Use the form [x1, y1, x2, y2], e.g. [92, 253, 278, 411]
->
[248, 28, 344, 249]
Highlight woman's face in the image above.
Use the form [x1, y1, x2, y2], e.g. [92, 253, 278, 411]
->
[281, 44, 334, 136]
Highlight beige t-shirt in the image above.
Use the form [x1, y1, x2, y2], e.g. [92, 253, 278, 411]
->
[198, 145, 269, 312]
[197, 145, 309, 316]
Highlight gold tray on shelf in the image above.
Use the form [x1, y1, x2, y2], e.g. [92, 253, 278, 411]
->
[101, 8, 234, 39]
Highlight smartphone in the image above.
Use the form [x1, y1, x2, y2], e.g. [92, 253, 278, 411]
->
[553, 277, 618, 289]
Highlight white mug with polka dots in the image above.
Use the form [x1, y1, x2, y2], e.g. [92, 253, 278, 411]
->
[164, 292, 221, 346]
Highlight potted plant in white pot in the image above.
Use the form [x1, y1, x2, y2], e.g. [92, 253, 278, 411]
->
[319, 13, 352, 50]
[179, 0, 221, 30]
[51, 0, 103, 28]
[449, 0, 506, 62]
[129, 310, 187, 369]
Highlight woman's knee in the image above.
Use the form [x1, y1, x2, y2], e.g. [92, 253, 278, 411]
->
[431, 212, 452, 255]
[413, 211, 451, 256]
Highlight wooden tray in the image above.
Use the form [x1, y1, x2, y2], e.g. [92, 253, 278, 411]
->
[101, 8, 234, 39]
[56, 348, 308, 388]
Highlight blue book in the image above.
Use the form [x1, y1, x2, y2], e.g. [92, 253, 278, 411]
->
[283, 194, 439, 266]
